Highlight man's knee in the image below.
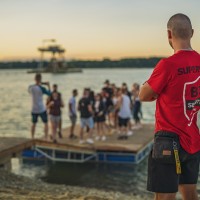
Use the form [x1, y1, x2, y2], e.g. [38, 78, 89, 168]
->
[155, 193, 176, 200]
[179, 184, 198, 200]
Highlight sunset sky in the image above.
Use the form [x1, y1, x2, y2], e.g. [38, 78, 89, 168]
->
[1, 0, 200, 61]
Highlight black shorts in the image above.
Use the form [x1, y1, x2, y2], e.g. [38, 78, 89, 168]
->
[69, 115, 77, 125]
[147, 131, 200, 193]
[118, 117, 130, 127]
[32, 111, 48, 124]
[94, 115, 106, 123]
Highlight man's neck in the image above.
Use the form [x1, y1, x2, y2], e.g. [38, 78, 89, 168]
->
[173, 40, 193, 53]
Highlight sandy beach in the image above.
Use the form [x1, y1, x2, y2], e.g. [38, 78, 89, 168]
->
[0, 169, 154, 200]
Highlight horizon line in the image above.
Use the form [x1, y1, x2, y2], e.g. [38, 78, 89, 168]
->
[0, 55, 166, 62]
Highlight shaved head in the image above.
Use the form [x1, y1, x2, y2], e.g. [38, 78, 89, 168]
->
[167, 13, 193, 40]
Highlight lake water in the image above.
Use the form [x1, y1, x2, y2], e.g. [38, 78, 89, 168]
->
[0, 68, 155, 137]
[0, 68, 167, 195]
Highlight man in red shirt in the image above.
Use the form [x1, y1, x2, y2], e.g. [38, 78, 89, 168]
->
[139, 13, 200, 200]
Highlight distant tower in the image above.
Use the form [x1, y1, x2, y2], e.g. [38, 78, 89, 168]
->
[38, 39, 66, 72]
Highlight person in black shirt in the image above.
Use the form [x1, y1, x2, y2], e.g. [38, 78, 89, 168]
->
[78, 89, 94, 144]
[89, 90, 95, 106]
[103, 80, 114, 126]
[103, 80, 113, 98]
[51, 84, 63, 138]
[47, 89, 64, 143]
[94, 93, 106, 141]
[132, 83, 142, 129]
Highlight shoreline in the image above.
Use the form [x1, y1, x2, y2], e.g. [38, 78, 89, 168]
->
[0, 169, 152, 200]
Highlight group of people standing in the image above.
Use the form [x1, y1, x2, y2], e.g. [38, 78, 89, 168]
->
[29, 74, 142, 144]
[68, 80, 143, 144]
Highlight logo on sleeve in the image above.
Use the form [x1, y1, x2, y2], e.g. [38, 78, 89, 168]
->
[183, 76, 200, 126]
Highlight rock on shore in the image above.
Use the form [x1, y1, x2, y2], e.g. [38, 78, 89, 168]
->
[0, 169, 152, 200]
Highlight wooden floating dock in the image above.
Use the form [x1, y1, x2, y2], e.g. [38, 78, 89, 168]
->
[27, 123, 155, 164]
[0, 123, 155, 166]
[0, 138, 34, 170]
[36, 123, 154, 153]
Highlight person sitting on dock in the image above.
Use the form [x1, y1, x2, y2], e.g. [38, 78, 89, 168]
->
[47, 85, 64, 143]
[28, 73, 51, 139]
[139, 13, 200, 200]
[68, 89, 78, 139]
[78, 89, 94, 144]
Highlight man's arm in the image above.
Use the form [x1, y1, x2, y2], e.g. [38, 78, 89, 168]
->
[116, 96, 123, 110]
[28, 85, 32, 94]
[139, 82, 158, 102]
[40, 84, 51, 96]
[47, 82, 51, 91]
[43, 82, 51, 92]
[88, 104, 93, 114]
[87, 100, 94, 115]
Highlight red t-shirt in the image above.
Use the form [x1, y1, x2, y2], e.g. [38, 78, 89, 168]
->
[147, 50, 200, 154]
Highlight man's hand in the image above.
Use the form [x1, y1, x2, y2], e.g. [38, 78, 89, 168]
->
[139, 82, 158, 102]
[49, 101, 54, 106]
[98, 111, 103, 116]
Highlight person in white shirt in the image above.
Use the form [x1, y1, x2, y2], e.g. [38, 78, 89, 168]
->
[117, 88, 132, 140]
[28, 73, 51, 139]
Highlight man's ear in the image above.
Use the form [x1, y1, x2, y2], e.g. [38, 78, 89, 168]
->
[191, 29, 194, 38]
[167, 29, 172, 39]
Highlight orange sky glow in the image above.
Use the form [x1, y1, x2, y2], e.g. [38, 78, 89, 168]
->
[0, 0, 200, 61]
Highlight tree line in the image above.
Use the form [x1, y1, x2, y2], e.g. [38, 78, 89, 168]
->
[0, 57, 163, 69]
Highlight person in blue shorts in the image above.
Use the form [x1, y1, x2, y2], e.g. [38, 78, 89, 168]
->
[78, 89, 94, 144]
[28, 73, 51, 139]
